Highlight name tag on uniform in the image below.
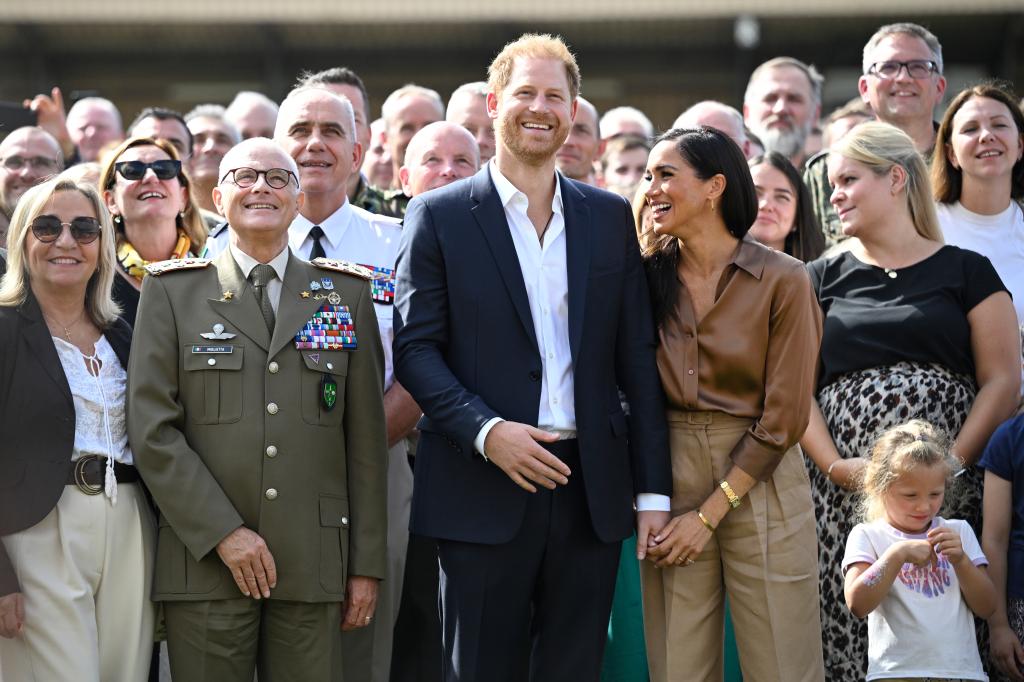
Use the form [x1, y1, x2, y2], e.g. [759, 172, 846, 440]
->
[191, 345, 234, 354]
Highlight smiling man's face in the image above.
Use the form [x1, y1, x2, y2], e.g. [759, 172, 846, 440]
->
[214, 140, 303, 242]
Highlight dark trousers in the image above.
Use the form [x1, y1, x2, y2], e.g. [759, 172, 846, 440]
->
[390, 532, 443, 682]
[436, 440, 621, 682]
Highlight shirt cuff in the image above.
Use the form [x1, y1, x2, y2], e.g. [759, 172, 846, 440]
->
[474, 417, 505, 460]
[636, 493, 671, 512]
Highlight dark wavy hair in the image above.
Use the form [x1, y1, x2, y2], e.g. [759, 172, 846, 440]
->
[748, 152, 825, 262]
[642, 126, 757, 328]
[932, 81, 1024, 204]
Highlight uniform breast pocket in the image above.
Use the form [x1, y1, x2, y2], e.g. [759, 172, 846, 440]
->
[300, 351, 349, 426]
[181, 345, 244, 425]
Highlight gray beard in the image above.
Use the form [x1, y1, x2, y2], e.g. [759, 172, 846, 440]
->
[759, 125, 808, 162]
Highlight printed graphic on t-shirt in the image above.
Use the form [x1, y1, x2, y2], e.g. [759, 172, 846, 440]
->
[897, 556, 951, 598]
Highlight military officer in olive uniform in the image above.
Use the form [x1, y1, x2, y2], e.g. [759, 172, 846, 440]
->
[127, 137, 388, 682]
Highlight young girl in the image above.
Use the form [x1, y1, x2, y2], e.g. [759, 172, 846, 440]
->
[843, 420, 997, 681]
[980, 412, 1024, 681]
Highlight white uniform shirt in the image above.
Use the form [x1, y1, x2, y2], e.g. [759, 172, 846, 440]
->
[289, 200, 403, 390]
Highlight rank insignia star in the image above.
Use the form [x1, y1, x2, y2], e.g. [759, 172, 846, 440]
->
[222, 290, 234, 300]
[301, 291, 311, 298]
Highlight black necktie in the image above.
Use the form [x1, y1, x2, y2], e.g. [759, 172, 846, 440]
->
[309, 225, 326, 260]
[249, 264, 276, 332]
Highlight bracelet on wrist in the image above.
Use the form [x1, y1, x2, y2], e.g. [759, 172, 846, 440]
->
[697, 509, 716, 533]
[826, 459, 840, 484]
[719, 480, 741, 509]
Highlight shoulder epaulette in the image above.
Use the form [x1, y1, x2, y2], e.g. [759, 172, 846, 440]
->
[144, 258, 212, 276]
[804, 149, 830, 169]
[310, 257, 374, 281]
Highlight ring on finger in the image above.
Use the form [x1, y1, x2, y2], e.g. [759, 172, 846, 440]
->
[685, 557, 695, 566]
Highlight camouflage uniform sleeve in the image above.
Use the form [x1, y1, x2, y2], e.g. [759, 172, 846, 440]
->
[803, 152, 843, 247]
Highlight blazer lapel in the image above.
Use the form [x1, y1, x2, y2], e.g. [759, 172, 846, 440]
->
[18, 296, 72, 408]
[268, 254, 323, 360]
[469, 167, 539, 353]
[207, 249, 271, 351]
[562, 176, 590, 366]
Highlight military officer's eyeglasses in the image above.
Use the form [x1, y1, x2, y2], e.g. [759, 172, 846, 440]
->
[220, 167, 298, 189]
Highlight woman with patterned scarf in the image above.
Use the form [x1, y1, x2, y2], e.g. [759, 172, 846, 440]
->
[99, 136, 206, 326]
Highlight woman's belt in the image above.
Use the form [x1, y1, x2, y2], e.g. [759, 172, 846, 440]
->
[66, 455, 140, 494]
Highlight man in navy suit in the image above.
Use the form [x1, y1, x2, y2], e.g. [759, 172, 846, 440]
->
[393, 34, 672, 682]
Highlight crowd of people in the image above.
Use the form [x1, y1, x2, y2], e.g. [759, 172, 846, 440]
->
[0, 18, 1023, 682]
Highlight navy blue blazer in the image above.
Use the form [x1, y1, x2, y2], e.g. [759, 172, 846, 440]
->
[394, 166, 671, 545]
[0, 293, 132, 594]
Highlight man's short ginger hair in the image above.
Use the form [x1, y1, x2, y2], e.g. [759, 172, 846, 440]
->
[487, 34, 581, 101]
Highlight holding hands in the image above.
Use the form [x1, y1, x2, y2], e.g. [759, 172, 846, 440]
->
[645, 511, 714, 569]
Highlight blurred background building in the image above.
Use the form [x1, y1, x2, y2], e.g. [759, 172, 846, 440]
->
[0, 0, 1020, 130]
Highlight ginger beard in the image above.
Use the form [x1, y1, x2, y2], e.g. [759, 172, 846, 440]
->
[495, 107, 570, 167]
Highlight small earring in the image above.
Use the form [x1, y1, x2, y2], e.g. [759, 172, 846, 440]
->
[112, 214, 123, 226]
[709, 198, 716, 212]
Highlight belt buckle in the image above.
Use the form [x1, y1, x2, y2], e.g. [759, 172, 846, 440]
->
[73, 455, 104, 495]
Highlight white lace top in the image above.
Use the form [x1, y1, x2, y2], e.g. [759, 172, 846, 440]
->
[52, 335, 134, 502]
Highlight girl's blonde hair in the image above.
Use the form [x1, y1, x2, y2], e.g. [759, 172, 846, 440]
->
[0, 172, 121, 328]
[831, 121, 943, 243]
[861, 419, 960, 521]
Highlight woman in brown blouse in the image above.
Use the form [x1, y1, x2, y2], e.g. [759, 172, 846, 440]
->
[639, 127, 825, 682]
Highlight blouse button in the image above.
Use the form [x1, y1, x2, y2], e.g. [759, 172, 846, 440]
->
[687, 369, 695, 375]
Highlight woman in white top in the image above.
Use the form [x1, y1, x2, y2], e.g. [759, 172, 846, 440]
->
[0, 174, 155, 681]
[933, 82, 1024, 324]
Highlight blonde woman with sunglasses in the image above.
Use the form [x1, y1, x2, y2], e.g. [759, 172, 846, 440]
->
[98, 135, 206, 326]
[0, 173, 155, 681]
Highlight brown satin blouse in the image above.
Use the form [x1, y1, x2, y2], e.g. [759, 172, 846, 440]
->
[656, 236, 823, 481]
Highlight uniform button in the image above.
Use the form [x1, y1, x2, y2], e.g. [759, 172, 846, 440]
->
[687, 369, 695, 375]
[265, 445, 278, 458]
[268, 362, 279, 374]
[265, 488, 278, 500]
[267, 402, 279, 415]
[207, 358, 216, 366]
[326, 362, 334, 370]
[341, 516, 349, 526]
[529, 370, 541, 381]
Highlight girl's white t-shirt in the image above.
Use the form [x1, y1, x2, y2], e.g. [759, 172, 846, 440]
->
[841, 517, 988, 681]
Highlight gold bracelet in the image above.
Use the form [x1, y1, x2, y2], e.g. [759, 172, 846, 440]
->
[719, 480, 741, 509]
[826, 459, 840, 484]
[697, 510, 716, 533]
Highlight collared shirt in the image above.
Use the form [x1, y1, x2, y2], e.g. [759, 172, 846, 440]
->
[657, 235, 822, 481]
[474, 161, 574, 454]
[229, 242, 289, 314]
[289, 199, 403, 390]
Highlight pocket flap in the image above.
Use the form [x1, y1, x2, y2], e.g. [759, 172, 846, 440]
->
[302, 351, 348, 376]
[319, 494, 350, 527]
[183, 345, 243, 371]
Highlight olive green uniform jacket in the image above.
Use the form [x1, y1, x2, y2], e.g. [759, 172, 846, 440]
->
[127, 248, 388, 603]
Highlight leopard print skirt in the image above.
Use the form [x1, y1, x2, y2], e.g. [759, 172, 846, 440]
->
[810, 362, 979, 681]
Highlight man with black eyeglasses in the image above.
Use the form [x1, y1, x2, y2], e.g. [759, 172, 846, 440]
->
[804, 22, 947, 243]
[128, 137, 388, 682]
[0, 126, 63, 239]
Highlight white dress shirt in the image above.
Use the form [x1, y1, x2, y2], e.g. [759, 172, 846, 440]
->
[230, 242, 289, 314]
[474, 161, 576, 454]
[289, 200, 403, 390]
[473, 163, 670, 512]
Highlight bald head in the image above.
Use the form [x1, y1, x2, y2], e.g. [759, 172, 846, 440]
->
[400, 121, 479, 197]
[0, 127, 63, 209]
[66, 97, 124, 162]
[219, 136, 299, 181]
[214, 137, 303, 243]
[674, 101, 751, 158]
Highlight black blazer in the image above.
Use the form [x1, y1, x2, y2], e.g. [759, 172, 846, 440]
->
[394, 166, 671, 545]
[0, 293, 132, 595]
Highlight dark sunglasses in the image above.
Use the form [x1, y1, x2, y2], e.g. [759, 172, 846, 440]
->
[30, 215, 102, 244]
[112, 159, 182, 184]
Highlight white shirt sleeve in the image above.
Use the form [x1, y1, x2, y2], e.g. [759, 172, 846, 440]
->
[636, 494, 672, 512]
[474, 417, 505, 460]
[841, 523, 877, 573]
